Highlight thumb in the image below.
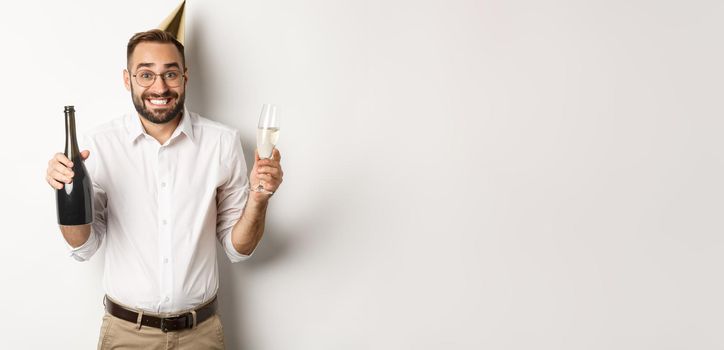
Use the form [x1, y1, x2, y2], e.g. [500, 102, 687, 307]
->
[81, 150, 90, 160]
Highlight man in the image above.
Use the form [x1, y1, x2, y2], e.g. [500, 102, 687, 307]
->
[45, 29, 283, 349]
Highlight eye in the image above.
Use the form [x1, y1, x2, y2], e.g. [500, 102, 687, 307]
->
[140, 71, 153, 79]
[165, 71, 179, 79]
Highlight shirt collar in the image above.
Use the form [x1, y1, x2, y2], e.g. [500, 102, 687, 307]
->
[126, 108, 145, 143]
[126, 106, 194, 144]
[176, 106, 195, 143]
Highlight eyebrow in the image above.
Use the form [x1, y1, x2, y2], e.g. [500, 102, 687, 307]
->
[135, 62, 181, 70]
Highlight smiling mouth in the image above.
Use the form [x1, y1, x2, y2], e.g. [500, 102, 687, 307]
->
[147, 98, 173, 107]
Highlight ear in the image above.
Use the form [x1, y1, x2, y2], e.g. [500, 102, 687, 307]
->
[123, 69, 131, 91]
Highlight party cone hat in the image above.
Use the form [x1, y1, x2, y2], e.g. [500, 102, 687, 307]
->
[158, 0, 186, 44]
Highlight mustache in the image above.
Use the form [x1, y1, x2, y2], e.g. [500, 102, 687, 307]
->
[142, 91, 178, 99]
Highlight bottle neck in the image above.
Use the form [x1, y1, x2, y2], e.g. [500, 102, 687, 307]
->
[64, 112, 80, 159]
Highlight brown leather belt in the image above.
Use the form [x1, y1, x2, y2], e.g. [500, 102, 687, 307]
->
[104, 296, 217, 333]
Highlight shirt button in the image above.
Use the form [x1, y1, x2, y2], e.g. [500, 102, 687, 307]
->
[164, 296, 170, 302]
[162, 220, 168, 225]
[161, 182, 166, 188]
[163, 258, 169, 264]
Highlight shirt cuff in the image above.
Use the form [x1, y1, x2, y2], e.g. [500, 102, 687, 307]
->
[67, 230, 99, 262]
[223, 230, 254, 263]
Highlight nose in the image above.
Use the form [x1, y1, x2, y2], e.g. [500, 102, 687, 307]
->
[148, 74, 170, 94]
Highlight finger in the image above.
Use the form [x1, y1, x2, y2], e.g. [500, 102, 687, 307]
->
[257, 170, 282, 183]
[257, 172, 283, 182]
[81, 150, 90, 160]
[272, 148, 281, 161]
[53, 163, 74, 177]
[256, 166, 281, 176]
[256, 165, 283, 180]
[256, 173, 274, 183]
[53, 153, 72, 168]
[256, 157, 282, 168]
[46, 175, 64, 190]
[256, 159, 272, 167]
[51, 169, 73, 184]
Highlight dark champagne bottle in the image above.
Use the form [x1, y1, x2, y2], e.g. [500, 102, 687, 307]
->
[56, 106, 94, 225]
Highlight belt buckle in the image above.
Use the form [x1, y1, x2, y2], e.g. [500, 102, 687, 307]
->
[161, 313, 191, 333]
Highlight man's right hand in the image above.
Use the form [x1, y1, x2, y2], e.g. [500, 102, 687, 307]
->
[46, 150, 90, 190]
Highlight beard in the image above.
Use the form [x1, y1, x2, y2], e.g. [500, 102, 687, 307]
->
[131, 85, 186, 124]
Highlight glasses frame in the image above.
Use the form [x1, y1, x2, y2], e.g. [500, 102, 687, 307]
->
[131, 69, 186, 88]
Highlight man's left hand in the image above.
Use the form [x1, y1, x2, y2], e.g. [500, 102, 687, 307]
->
[249, 148, 283, 202]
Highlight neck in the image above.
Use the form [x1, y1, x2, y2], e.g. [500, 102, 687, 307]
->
[138, 112, 182, 145]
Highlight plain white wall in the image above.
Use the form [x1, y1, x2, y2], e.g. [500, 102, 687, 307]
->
[1, 0, 723, 348]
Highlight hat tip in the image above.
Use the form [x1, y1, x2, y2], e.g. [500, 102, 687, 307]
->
[158, 0, 186, 45]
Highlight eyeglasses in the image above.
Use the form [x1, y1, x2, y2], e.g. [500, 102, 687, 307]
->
[132, 69, 185, 88]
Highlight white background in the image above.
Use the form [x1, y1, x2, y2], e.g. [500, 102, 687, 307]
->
[0, 0, 722, 349]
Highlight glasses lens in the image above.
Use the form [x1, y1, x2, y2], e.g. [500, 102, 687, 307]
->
[134, 70, 183, 87]
[135, 70, 155, 87]
[163, 71, 182, 87]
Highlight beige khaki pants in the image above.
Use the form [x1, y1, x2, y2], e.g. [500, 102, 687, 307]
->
[97, 312, 226, 350]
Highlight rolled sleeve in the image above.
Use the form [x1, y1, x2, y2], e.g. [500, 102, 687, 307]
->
[66, 182, 107, 261]
[219, 226, 254, 262]
[67, 229, 100, 262]
[216, 130, 252, 263]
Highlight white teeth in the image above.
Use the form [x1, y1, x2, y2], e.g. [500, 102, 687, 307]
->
[150, 99, 169, 105]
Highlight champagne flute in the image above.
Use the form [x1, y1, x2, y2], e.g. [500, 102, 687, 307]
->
[253, 104, 280, 194]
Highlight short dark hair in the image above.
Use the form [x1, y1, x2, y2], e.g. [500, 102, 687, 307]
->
[127, 29, 185, 68]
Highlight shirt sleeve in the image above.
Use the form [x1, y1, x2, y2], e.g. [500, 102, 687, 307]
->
[216, 130, 253, 263]
[68, 135, 108, 262]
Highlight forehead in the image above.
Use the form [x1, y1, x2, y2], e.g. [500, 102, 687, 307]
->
[129, 42, 183, 69]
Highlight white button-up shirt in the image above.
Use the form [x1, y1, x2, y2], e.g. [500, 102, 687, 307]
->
[68, 107, 251, 314]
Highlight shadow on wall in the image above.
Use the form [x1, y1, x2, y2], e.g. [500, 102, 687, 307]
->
[185, 16, 288, 350]
[185, 14, 258, 187]
[185, 16, 210, 123]
[185, 14, 352, 349]
[214, 204, 344, 349]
